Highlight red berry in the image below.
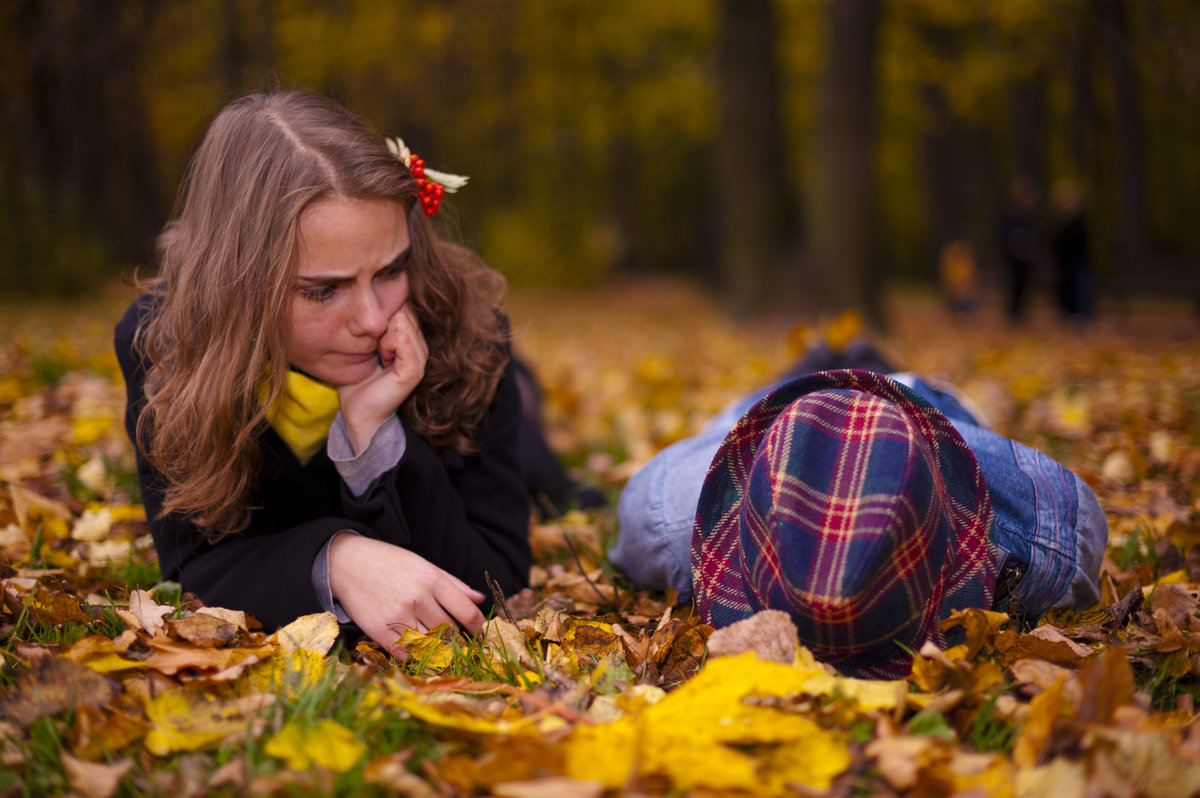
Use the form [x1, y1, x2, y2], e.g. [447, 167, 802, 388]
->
[433, 184, 445, 198]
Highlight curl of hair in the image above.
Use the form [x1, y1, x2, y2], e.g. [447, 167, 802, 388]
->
[135, 91, 508, 541]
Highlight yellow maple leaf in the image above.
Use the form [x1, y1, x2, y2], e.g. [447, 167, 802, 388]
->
[265, 718, 365, 773]
[399, 626, 455, 671]
[143, 691, 248, 756]
[272, 611, 339, 656]
[564, 652, 852, 794]
[249, 648, 329, 697]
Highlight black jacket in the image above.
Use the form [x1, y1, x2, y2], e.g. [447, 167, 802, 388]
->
[115, 295, 531, 632]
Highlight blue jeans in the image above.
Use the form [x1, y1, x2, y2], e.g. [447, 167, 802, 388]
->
[611, 374, 1107, 619]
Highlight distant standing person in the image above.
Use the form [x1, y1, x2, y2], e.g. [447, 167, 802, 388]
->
[1051, 180, 1093, 321]
[999, 175, 1041, 322]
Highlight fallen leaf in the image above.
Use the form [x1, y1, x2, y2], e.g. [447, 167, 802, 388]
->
[195, 606, 248, 630]
[71, 508, 113, 542]
[127, 589, 172, 636]
[1148, 582, 1198, 628]
[0, 656, 120, 727]
[1016, 624, 1095, 664]
[61, 752, 133, 798]
[68, 704, 148, 760]
[364, 751, 436, 796]
[400, 625, 457, 671]
[264, 718, 365, 772]
[1012, 676, 1068, 768]
[166, 613, 240, 647]
[866, 735, 934, 790]
[143, 635, 272, 677]
[142, 690, 252, 756]
[706, 609, 798, 664]
[1074, 648, 1134, 726]
[564, 652, 852, 794]
[494, 776, 606, 798]
[272, 611, 339, 656]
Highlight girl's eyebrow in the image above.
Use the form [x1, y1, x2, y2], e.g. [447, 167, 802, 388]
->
[296, 246, 411, 285]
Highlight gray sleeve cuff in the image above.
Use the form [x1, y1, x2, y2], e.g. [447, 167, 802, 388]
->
[311, 530, 358, 624]
[327, 412, 407, 497]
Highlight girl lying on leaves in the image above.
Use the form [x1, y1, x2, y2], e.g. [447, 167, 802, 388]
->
[115, 90, 533, 657]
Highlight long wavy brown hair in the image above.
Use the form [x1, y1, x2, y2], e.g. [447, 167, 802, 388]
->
[135, 91, 508, 540]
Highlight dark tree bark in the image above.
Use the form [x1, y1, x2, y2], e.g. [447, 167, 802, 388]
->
[0, 0, 162, 292]
[714, 0, 793, 316]
[801, 0, 884, 326]
[1098, 0, 1150, 273]
[1009, 74, 1048, 192]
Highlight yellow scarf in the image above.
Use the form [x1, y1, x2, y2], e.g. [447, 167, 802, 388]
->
[258, 370, 341, 464]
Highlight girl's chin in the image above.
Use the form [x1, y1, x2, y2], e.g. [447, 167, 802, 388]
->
[312, 360, 378, 387]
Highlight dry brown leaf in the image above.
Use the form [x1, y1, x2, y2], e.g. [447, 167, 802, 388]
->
[865, 735, 934, 790]
[1074, 649, 1135, 726]
[494, 776, 606, 798]
[1016, 624, 1095, 664]
[364, 752, 436, 797]
[143, 635, 273, 677]
[1010, 658, 1077, 694]
[1013, 676, 1068, 768]
[195, 606, 249, 630]
[68, 704, 148, 761]
[166, 613, 240, 647]
[484, 618, 539, 671]
[706, 609, 798, 664]
[61, 752, 134, 798]
[0, 656, 120, 727]
[1149, 582, 1199, 628]
[208, 758, 247, 790]
[128, 589, 172, 635]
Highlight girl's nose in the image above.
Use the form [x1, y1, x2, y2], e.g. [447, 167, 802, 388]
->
[350, 288, 388, 338]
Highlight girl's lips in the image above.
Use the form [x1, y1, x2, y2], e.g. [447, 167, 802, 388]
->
[340, 351, 377, 362]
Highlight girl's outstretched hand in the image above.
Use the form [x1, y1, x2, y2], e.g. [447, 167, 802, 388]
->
[327, 534, 486, 658]
[338, 303, 428, 453]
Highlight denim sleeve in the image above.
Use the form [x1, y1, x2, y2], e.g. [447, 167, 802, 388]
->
[895, 372, 1106, 615]
[952, 422, 1105, 617]
[611, 387, 775, 597]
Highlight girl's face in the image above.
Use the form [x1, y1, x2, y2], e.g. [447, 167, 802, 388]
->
[286, 196, 412, 386]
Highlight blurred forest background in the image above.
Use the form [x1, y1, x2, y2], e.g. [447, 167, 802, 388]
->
[2, 0, 1198, 324]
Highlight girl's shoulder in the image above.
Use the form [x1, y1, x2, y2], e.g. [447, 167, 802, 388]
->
[114, 293, 160, 381]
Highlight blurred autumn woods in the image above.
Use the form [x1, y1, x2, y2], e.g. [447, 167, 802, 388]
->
[2, 0, 1199, 321]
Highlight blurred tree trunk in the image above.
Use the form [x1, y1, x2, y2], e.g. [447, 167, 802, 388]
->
[802, 0, 883, 327]
[714, 0, 792, 317]
[1009, 74, 1047, 193]
[222, 0, 278, 94]
[0, 0, 162, 292]
[1098, 0, 1150, 272]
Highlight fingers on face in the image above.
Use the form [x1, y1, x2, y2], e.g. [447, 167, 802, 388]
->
[379, 308, 427, 369]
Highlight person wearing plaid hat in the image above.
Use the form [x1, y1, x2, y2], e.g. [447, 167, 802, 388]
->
[611, 348, 1107, 677]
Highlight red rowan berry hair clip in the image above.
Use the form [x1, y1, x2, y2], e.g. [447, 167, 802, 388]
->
[387, 137, 469, 216]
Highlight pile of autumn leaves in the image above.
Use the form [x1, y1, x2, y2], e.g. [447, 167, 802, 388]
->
[2, 283, 1200, 797]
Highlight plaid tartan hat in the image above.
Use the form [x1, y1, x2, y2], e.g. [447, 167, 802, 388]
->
[692, 370, 997, 678]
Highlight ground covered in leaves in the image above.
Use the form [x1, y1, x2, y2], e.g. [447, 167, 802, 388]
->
[1, 279, 1198, 797]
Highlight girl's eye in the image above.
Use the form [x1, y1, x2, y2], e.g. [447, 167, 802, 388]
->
[380, 260, 409, 280]
[299, 284, 337, 304]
